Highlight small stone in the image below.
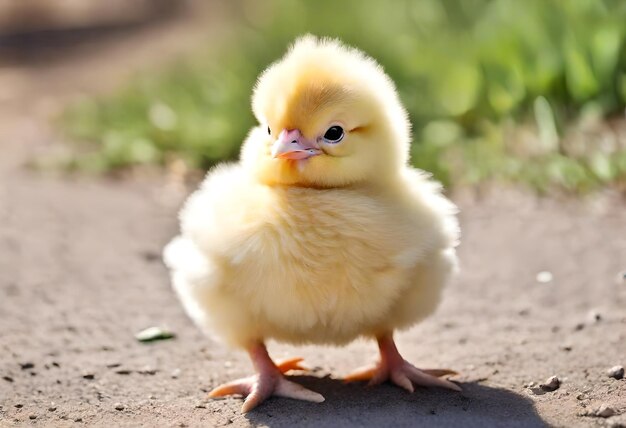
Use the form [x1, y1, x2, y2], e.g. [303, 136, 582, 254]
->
[539, 376, 560, 392]
[29, 414, 37, 420]
[536, 271, 553, 283]
[574, 323, 585, 331]
[171, 368, 181, 379]
[19, 362, 35, 370]
[106, 363, 121, 369]
[149, 395, 157, 400]
[3, 376, 13, 383]
[48, 406, 57, 412]
[74, 417, 83, 422]
[560, 345, 573, 352]
[141, 251, 160, 262]
[194, 402, 206, 409]
[596, 404, 616, 418]
[114, 403, 125, 411]
[607, 365, 624, 380]
[115, 369, 132, 375]
[82, 373, 95, 380]
[15, 404, 23, 408]
[138, 366, 157, 375]
[135, 326, 175, 343]
[588, 310, 602, 323]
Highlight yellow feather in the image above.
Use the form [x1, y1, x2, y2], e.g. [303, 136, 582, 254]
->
[164, 36, 459, 350]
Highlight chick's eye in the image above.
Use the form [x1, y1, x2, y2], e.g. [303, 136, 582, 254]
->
[323, 126, 344, 143]
[267, 126, 271, 135]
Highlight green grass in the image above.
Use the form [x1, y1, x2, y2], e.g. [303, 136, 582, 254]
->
[61, 0, 626, 192]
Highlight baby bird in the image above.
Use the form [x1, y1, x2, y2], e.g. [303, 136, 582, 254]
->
[164, 36, 461, 412]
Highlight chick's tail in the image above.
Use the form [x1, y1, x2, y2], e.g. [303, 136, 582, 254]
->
[163, 236, 211, 279]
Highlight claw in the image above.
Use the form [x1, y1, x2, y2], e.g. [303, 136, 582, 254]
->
[345, 334, 462, 393]
[208, 346, 323, 413]
[276, 357, 307, 373]
[344, 366, 378, 383]
[390, 370, 414, 393]
[422, 368, 458, 377]
[209, 376, 254, 397]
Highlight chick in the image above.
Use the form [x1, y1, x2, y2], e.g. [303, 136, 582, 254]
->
[164, 36, 461, 412]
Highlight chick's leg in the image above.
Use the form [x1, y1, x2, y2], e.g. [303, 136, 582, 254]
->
[345, 333, 461, 392]
[208, 342, 324, 412]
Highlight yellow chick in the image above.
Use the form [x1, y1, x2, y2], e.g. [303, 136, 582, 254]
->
[164, 35, 461, 412]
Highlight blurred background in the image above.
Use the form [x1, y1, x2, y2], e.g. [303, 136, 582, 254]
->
[1, 0, 625, 193]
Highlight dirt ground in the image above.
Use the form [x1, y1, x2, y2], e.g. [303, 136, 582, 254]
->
[1, 15, 625, 428]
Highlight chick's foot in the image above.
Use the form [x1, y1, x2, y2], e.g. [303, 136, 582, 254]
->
[208, 344, 324, 413]
[344, 334, 461, 392]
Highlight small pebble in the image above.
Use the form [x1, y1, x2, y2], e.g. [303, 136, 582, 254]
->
[138, 367, 157, 375]
[149, 395, 157, 400]
[114, 403, 125, 411]
[194, 402, 206, 409]
[115, 369, 132, 375]
[82, 373, 95, 380]
[540, 375, 560, 392]
[607, 365, 624, 380]
[596, 404, 616, 418]
[560, 345, 573, 352]
[135, 326, 175, 342]
[48, 406, 57, 412]
[142, 251, 160, 262]
[3, 376, 13, 383]
[14, 404, 23, 408]
[19, 362, 34, 370]
[29, 414, 37, 420]
[536, 271, 553, 283]
[587, 310, 602, 323]
[171, 368, 181, 379]
[74, 417, 83, 422]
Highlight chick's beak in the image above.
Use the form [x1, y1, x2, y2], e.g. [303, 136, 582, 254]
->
[272, 129, 321, 160]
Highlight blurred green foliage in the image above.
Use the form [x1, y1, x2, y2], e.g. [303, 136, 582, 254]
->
[61, 0, 626, 192]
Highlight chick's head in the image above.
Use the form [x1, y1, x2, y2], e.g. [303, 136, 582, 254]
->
[242, 36, 411, 188]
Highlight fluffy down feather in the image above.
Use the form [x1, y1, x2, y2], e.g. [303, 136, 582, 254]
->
[165, 165, 458, 348]
[164, 36, 459, 350]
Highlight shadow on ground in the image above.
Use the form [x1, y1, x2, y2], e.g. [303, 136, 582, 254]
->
[244, 376, 546, 428]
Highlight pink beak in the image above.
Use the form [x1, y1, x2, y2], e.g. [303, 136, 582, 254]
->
[271, 129, 321, 160]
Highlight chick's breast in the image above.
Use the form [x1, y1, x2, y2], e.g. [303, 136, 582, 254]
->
[164, 165, 458, 348]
